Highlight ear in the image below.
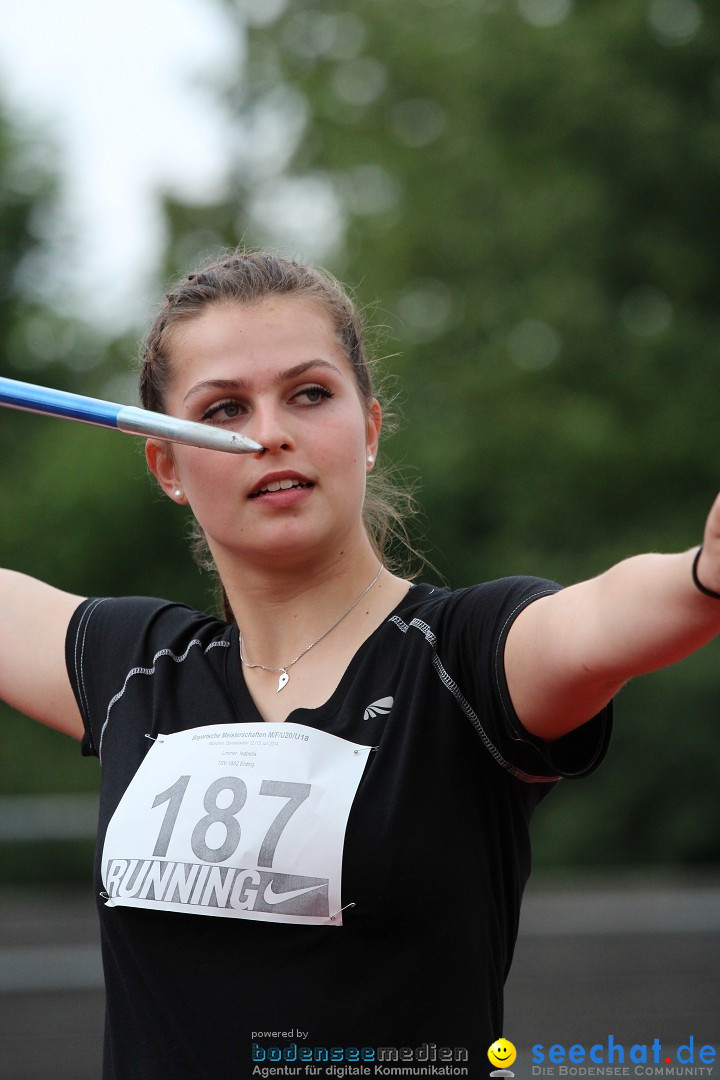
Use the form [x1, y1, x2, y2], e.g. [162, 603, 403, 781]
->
[145, 439, 187, 504]
[366, 399, 382, 469]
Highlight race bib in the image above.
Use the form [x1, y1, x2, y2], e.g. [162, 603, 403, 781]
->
[101, 724, 372, 926]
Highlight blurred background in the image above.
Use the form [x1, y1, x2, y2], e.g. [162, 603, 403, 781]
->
[0, 0, 718, 1076]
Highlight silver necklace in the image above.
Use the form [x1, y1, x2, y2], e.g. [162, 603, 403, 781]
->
[239, 563, 384, 693]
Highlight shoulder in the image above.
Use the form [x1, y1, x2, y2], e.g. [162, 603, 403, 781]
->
[67, 596, 231, 701]
[69, 595, 229, 647]
[383, 575, 563, 697]
[390, 576, 562, 638]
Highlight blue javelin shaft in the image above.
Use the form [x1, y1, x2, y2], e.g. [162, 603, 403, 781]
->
[0, 377, 263, 454]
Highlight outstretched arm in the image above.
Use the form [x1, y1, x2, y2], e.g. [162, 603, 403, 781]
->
[505, 494, 720, 740]
[0, 570, 86, 739]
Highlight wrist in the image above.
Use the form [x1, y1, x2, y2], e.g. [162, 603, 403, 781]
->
[691, 545, 720, 600]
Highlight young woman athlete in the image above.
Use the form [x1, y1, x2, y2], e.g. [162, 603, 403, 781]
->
[1, 251, 719, 1079]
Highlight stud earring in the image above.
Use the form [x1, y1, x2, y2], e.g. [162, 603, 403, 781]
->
[367, 454, 375, 465]
[174, 489, 183, 500]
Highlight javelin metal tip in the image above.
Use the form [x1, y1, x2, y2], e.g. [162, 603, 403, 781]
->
[229, 433, 265, 453]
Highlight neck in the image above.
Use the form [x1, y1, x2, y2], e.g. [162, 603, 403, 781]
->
[217, 540, 390, 668]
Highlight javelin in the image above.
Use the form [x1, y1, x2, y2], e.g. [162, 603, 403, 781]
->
[0, 377, 263, 454]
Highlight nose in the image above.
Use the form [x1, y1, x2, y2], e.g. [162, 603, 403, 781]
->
[248, 401, 294, 456]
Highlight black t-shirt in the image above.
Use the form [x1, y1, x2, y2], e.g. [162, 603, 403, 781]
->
[67, 578, 611, 1080]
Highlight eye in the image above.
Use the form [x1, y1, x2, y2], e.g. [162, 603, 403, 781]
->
[294, 384, 334, 406]
[201, 399, 244, 423]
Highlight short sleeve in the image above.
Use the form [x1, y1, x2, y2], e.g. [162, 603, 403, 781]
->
[441, 577, 612, 782]
[65, 596, 229, 759]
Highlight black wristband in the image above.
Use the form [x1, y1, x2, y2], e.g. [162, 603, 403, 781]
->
[691, 546, 720, 600]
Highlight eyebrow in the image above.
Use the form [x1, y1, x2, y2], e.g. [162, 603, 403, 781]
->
[182, 360, 343, 403]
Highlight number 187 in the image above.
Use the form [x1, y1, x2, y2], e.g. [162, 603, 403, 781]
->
[151, 776, 311, 866]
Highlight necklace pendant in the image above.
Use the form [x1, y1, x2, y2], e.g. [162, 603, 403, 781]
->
[276, 670, 289, 693]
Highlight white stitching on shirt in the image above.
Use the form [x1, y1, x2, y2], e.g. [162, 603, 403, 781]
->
[389, 614, 560, 784]
[97, 637, 230, 762]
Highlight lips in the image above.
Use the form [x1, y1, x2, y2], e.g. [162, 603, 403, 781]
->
[248, 471, 314, 499]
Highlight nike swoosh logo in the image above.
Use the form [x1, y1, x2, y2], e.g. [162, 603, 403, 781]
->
[262, 881, 326, 906]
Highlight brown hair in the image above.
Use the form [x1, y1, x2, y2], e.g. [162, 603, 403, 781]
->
[140, 249, 420, 619]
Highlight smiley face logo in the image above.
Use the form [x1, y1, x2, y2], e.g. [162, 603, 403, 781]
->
[488, 1039, 517, 1070]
